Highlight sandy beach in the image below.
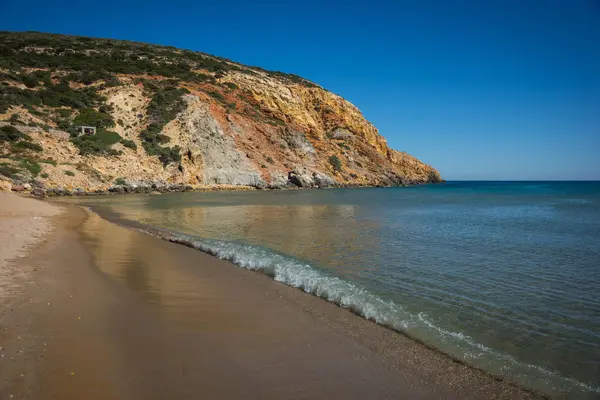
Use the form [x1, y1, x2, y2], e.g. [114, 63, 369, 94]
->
[0, 192, 544, 399]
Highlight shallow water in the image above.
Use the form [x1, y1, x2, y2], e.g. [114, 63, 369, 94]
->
[67, 182, 600, 398]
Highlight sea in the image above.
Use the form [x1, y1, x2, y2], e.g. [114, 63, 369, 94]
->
[67, 181, 600, 398]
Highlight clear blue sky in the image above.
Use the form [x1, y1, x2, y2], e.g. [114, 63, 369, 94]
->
[2, 0, 599, 180]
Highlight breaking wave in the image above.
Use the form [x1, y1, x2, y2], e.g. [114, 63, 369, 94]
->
[122, 222, 599, 398]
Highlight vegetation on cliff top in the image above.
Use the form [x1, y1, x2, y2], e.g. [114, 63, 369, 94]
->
[0, 31, 318, 87]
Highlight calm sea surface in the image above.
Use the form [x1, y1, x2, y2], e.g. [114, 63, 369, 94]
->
[68, 182, 600, 398]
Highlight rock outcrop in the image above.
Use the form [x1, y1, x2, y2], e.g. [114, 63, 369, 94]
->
[0, 32, 442, 193]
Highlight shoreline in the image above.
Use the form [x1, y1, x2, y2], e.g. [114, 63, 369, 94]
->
[1, 193, 543, 399]
[2, 178, 444, 199]
[90, 203, 551, 398]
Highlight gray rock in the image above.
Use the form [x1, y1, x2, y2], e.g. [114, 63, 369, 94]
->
[330, 128, 354, 140]
[283, 128, 315, 154]
[299, 168, 316, 187]
[169, 185, 185, 192]
[289, 167, 315, 188]
[268, 173, 288, 189]
[32, 180, 46, 189]
[31, 188, 45, 197]
[312, 172, 336, 188]
[46, 187, 71, 196]
[11, 184, 25, 192]
[133, 185, 152, 194]
[108, 186, 125, 194]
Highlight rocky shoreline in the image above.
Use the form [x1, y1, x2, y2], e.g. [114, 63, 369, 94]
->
[3, 168, 440, 198]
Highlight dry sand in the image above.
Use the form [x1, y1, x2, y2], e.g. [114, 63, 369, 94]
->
[0, 194, 545, 399]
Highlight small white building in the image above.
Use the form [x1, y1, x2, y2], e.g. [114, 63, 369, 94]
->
[75, 126, 96, 135]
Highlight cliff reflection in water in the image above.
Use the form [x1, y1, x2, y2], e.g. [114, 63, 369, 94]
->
[77, 212, 248, 330]
[82, 192, 383, 280]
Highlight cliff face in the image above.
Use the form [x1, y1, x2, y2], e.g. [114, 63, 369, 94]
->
[0, 32, 441, 193]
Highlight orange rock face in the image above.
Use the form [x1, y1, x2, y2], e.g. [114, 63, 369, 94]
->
[0, 33, 441, 191]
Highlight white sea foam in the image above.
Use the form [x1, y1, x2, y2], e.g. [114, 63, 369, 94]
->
[136, 226, 600, 397]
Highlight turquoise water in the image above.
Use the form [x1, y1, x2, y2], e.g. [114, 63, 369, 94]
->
[69, 182, 600, 398]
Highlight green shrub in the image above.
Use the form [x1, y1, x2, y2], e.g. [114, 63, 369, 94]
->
[95, 130, 121, 145]
[114, 177, 126, 185]
[65, 70, 117, 86]
[223, 82, 238, 90]
[0, 125, 30, 142]
[21, 74, 38, 88]
[98, 104, 113, 114]
[265, 156, 274, 164]
[28, 108, 46, 117]
[71, 130, 122, 156]
[39, 158, 57, 166]
[121, 139, 137, 150]
[0, 88, 37, 113]
[13, 140, 43, 152]
[328, 155, 343, 172]
[139, 86, 188, 165]
[65, 170, 75, 176]
[9, 113, 21, 123]
[56, 119, 71, 131]
[0, 165, 20, 177]
[73, 107, 115, 129]
[40, 172, 49, 178]
[19, 158, 41, 176]
[142, 142, 181, 165]
[57, 108, 72, 118]
[206, 90, 226, 104]
[145, 86, 189, 127]
[29, 70, 52, 86]
[37, 81, 104, 109]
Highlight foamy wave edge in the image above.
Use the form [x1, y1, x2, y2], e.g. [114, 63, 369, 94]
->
[135, 225, 599, 396]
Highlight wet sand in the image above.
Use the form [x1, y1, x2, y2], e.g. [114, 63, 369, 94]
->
[0, 195, 544, 399]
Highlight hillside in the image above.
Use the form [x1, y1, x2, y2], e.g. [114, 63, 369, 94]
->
[0, 31, 442, 195]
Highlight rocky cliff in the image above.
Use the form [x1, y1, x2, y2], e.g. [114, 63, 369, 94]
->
[0, 32, 441, 194]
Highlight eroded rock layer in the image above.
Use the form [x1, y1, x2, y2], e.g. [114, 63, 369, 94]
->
[0, 31, 441, 193]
